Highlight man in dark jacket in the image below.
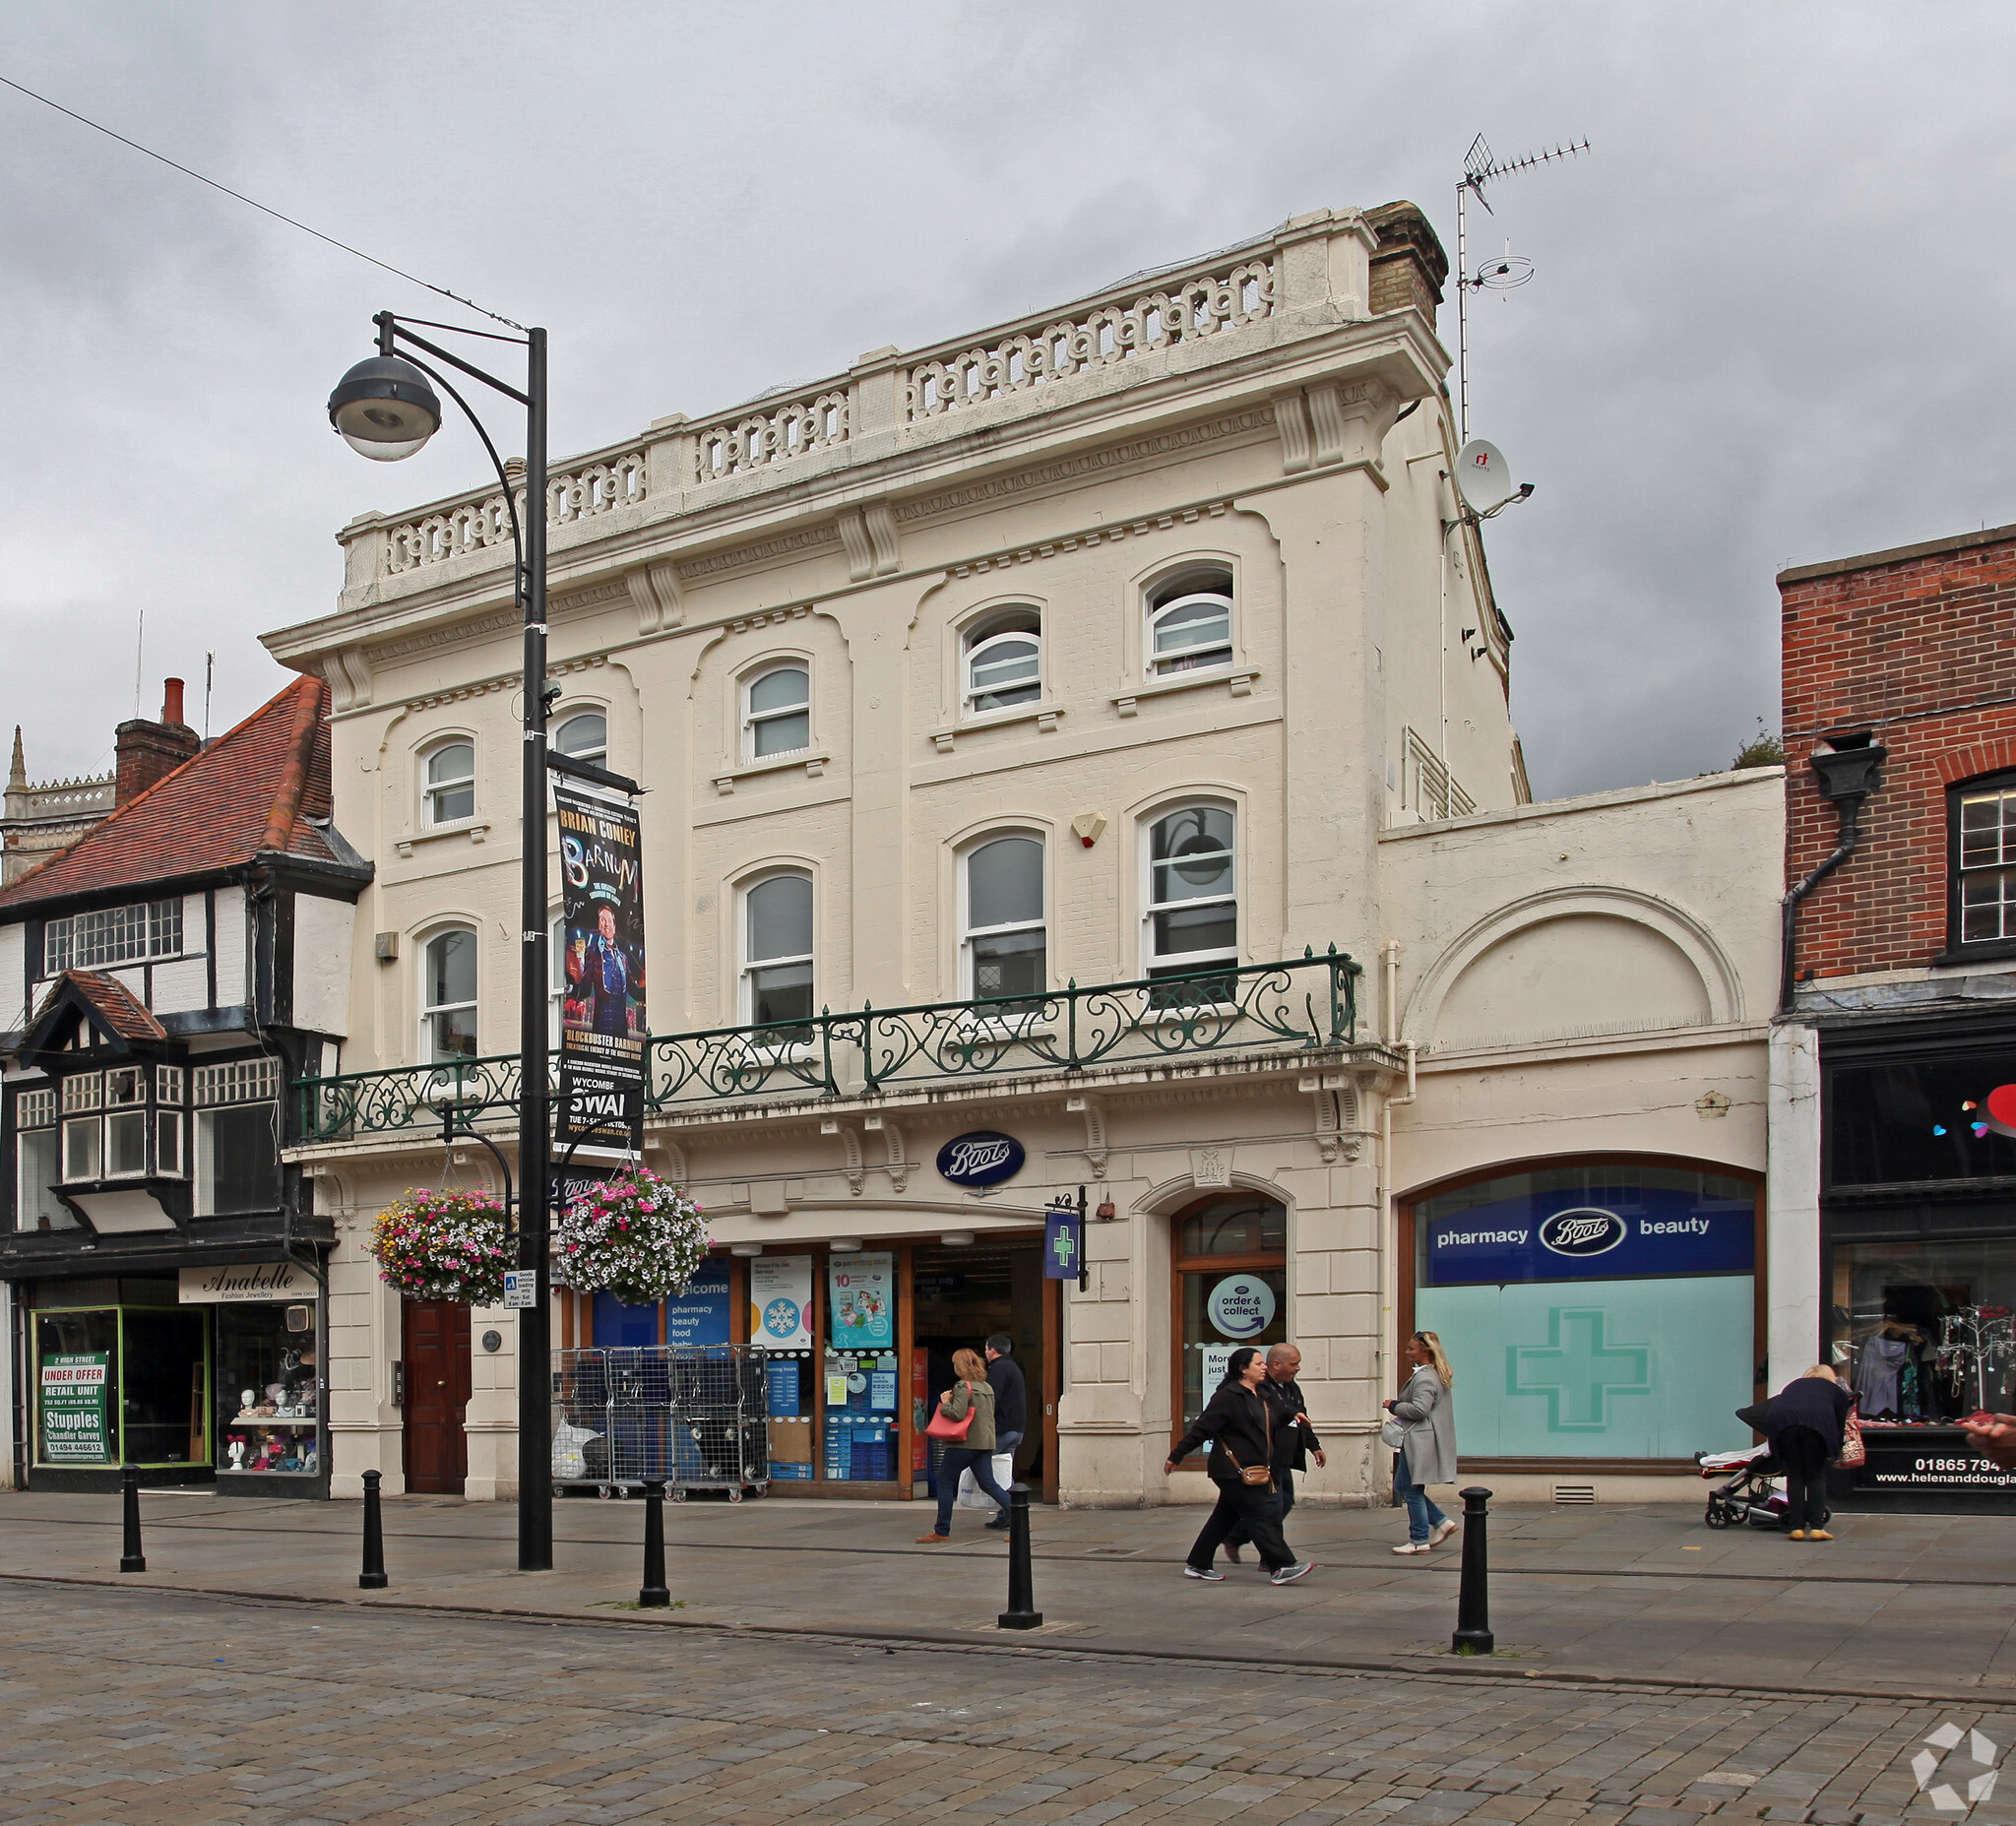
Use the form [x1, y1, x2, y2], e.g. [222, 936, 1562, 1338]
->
[1224, 1344, 1325, 1561]
[983, 1335, 1027, 1531]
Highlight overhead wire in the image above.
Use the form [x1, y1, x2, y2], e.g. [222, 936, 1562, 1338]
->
[0, 70, 523, 331]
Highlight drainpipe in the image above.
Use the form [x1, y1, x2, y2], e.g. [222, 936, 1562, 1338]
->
[1779, 737, 1885, 1014]
[1377, 941, 1417, 1501]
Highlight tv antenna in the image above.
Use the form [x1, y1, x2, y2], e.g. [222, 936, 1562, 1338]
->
[1455, 133, 1590, 441]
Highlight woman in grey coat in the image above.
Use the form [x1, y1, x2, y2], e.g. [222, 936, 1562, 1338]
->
[1384, 1331, 1458, 1554]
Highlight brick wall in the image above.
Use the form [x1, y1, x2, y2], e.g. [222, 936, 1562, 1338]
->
[1781, 525, 2016, 981]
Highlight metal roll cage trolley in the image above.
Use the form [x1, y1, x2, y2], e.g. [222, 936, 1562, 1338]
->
[329, 310, 648, 1571]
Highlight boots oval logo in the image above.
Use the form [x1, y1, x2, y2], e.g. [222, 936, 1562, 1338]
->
[1539, 1208, 1627, 1257]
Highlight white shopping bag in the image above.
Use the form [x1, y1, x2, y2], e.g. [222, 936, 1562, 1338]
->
[551, 1421, 600, 1480]
[956, 1450, 1014, 1509]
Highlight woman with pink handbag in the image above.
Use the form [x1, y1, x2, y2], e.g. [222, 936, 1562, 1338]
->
[916, 1349, 1010, 1543]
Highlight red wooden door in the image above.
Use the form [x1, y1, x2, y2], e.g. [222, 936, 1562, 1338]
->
[402, 1301, 471, 1494]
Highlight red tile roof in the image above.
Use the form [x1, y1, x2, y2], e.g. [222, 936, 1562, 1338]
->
[43, 970, 168, 1042]
[0, 676, 341, 910]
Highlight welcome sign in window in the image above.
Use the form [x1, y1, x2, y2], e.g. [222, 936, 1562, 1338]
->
[1413, 1165, 1757, 1461]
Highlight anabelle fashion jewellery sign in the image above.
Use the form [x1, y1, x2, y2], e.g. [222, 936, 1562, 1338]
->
[178, 1262, 315, 1303]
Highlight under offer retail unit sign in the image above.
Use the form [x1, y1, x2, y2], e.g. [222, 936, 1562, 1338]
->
[40, 1353, 110, 1464]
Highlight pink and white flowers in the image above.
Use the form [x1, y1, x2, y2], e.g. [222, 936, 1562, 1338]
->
[555, 1165, 708, 1306]
[367, 1188, 510, 1305]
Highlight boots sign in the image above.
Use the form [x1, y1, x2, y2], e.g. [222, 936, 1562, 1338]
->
[936, 1130, 1025, 1189]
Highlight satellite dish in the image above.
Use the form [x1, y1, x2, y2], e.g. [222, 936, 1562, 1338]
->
[1455, 439, 1514, 515]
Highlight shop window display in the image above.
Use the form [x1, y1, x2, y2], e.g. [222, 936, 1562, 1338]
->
[1413, 1164, 1757, 1461]
[1174, 1195, 1288, 1432]
[825, 1251, 899, 1480]
[217, 1303, 319, 1477]
[1830, 1237, 2016, 1421]
[33, 1302, 207, 1470]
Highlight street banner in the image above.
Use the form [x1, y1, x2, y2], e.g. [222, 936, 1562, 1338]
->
[40, 1352, 110, 1464]
[555, 785, 646, 1149]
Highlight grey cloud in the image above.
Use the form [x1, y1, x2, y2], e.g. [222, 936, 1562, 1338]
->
[1, 0, 2010, 802]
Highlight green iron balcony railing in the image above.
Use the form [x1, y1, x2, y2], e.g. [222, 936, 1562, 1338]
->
[296, 947, 1358, 1143]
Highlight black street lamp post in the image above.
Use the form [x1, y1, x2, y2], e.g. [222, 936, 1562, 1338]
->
[329, 312, 553, 1573]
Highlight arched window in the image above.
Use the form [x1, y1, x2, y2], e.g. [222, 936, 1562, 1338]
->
[1147, 567, 1234, 677]
[1144, 804, 1237, 987]
[742, 873, 814, 1040]
[422, 928, 478, 1060]
[745, 666, 810, 760]
[1172, 1192, 1288, 1436]
[964, 836, 1045, 1002]
[423, 741, 475, 826]
[965, 609, 1041, 716]
[554, 712, 607, 767]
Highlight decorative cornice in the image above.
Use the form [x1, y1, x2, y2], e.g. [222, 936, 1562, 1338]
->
[893, 408, 1273, 525]
[949, 502, 1229, 580]
[677, 523, 840, 583]
[366, 610, 519, 668]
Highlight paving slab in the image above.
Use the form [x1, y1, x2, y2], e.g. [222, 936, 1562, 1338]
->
[5, 1487, 2016, 1701]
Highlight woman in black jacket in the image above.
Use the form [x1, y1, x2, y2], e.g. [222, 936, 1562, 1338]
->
[1763, 1365, 1855, 1541]
[1163, 1346, 1314, 1585]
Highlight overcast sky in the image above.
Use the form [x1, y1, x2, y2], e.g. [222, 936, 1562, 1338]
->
[1, 3, 2007, 797]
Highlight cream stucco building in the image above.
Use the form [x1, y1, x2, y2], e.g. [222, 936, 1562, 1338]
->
[265, 203, 1785, 1511]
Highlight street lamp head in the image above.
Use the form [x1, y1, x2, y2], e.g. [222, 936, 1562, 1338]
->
[328, 355, 442, 461]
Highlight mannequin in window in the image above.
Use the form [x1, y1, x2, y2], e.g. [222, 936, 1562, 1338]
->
[1855, 1320, 1923, 1419]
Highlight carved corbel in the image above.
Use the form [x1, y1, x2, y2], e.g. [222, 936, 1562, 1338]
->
[1297, 1072, 1363, 1164]
[645, 1136, 690, 1185]
[822, 1117, 865, 1195]
[837, 503, 902, 583]
[323, 646, 374, 713]
[1304, 378, 1400, 470]
[628, 560, 684, 635]
[863, 1113, 909, 1192]
[1273, 390, 1314, 474]
[1064, 1093, 1108, 1178]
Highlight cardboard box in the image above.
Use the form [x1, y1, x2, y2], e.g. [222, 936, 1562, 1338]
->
[767, 1417, 813, 1465]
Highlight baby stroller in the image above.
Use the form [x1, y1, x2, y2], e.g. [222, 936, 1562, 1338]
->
[1697, 1397, 1831, 1531]
[1697, 1442, 1791, 1529]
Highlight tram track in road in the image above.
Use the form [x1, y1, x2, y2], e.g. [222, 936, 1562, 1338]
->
[0, 1507, 2002, 1587]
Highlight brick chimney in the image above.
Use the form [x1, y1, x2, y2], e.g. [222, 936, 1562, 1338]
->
[115, 677, 201, 806]
[1364, 202, 1449, 328]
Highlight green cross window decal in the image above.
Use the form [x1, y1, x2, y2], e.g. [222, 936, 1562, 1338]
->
[1507, 1306, 1653, 1432]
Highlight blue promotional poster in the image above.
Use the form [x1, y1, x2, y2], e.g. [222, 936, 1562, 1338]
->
[663, 1254, 731, 1348]
[828, 1253, 894, 1350]
[1419, 1183, 1754, 1286]
[748, 1255, 812, 1350]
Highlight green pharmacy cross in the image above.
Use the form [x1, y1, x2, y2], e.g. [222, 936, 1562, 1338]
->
[1049, 1226, 1078, 1275]
[1508, 1307, 1653, 1432]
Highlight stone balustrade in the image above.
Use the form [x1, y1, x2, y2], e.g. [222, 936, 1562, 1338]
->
[337, 210, 1384, 603]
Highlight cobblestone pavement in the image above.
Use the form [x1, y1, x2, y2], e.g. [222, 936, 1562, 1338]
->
[1, 1581, 2011, 1826]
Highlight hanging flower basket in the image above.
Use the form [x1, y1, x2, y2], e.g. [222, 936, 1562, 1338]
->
[367, 1188, 510, 1305]
[556, 1165, 709, 1307]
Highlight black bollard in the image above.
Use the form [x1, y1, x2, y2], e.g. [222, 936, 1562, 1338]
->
[997, 1481, 1041, 1630]
[118, 1465, 145, 1573]
[638, 1480, 669, 1608]
[1450, 1484, 1494, 1656]
[359, 1469, 388, 1590]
